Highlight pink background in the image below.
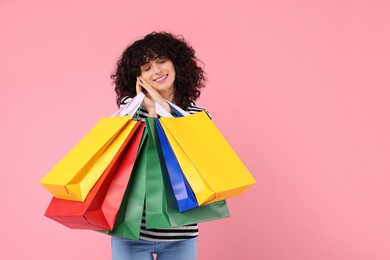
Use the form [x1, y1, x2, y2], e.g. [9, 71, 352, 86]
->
[1, 0, 390, 259]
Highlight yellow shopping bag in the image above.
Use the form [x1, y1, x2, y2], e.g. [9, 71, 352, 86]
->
[40, 117, 139, 202]
[160, 111, 256, 205]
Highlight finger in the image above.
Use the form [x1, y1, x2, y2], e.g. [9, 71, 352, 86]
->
[136, 78, 142, 94]
[138, 76, 153, 90]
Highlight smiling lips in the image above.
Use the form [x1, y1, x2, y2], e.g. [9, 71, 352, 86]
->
[154, 74, 168, 83]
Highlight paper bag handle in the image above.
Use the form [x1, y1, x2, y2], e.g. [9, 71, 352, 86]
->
[155, 100, 190, 117]
[111, 92, 146, 118]
[111, 93, 179, 118]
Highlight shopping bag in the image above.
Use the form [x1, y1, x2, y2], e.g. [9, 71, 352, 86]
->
[44, 123, 144, 230]
[102, 131, 148, 240]
[159, 110, 256, 205]
[40, 93, 146, 202]
[144, 120, 230, 229]
[152, 118, 198, 212]
[103, 128, 229, 240]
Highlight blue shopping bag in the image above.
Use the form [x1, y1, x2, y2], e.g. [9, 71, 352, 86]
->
[151, 118, 199, 212]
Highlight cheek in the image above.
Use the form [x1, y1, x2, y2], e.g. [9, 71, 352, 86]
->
[140, 71, 152, 80]
[167, 64, 176, 76]
[170, 68, 176, 80]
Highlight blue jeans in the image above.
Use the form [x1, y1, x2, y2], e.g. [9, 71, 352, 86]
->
[111, 236, 198, 260]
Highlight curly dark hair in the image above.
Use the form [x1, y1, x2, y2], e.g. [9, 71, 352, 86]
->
[111, 32, 206, 108]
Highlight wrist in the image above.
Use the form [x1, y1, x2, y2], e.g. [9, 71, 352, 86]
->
[148, 108, 158, 118]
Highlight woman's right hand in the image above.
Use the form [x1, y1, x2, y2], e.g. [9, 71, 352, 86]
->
[136, 77, 158, 117]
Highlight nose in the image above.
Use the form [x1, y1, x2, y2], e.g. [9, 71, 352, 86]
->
[152, 64, 163, 76]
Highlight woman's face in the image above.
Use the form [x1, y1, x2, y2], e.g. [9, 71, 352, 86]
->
[140, 57, 176, 97]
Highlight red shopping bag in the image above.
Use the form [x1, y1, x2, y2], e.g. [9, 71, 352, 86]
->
[44, 123, 144, 230]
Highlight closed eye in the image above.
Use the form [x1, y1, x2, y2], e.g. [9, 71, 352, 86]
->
[141, 66, 151, 72]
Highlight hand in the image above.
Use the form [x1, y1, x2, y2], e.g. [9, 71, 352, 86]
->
[136, 77, 171, 116]
[136, 77, 156, 116]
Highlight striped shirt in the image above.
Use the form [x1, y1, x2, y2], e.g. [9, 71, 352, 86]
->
[119, 96, 207, 242]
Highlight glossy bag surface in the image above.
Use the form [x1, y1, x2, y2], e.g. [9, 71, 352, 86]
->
[44, 123, 144, 230]
[40, 118, 139, 202]
[160, 111, 256, 205]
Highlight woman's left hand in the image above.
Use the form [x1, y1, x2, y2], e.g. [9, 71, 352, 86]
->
[137, 77, 171, 114]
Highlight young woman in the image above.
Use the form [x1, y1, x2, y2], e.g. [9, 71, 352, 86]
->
[110, 32, 207, 260]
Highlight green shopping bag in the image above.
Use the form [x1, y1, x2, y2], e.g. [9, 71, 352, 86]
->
[104, 121, 229, 240]
[144, 118, 230, 229]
